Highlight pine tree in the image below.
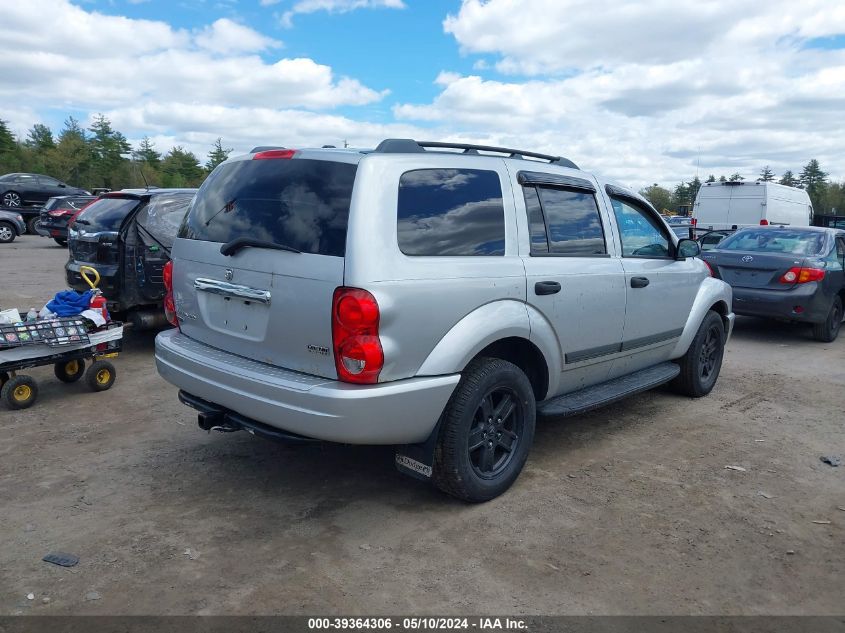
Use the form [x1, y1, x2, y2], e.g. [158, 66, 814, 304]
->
[88, 114, 131, 188]
[799, 159, 828, 212]
[758, 166, 775, 182]
[728, 173, 744, 182]
[718, 175, 727, 183]
[205, 137, 232, 171]
[134, 136, 161, 166]
[25, 124, 55, 151]
[705, 175, 716, 183]
[161, 146, 204, 187]
[687, 176, 702, 205]
[0, 119, 20, 173]
[779, 170, 798, 187]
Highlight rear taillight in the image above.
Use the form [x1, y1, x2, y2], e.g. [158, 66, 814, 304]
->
[691, 217, 697, 226]
[760, 219, 769, 226]
[331, 287, 383, 384]
[48, 208, 70, 217]
[253, 149, 296, 160]
[702, 260, 714, 277]
[162, 260, 178, 327]
[779, 266, 825, 284]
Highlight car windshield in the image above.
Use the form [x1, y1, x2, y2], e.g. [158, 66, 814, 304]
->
[717, 229, 825, 256]
[75, 197, 140, 232]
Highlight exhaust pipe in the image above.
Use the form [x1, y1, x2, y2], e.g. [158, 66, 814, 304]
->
[129, 309, 169, 330]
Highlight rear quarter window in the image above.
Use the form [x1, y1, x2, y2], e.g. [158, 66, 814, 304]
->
[180, 159, 356, 257]
[397, 168, 505, 256]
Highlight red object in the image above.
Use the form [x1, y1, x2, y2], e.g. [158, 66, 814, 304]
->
[162, 260, 178, 327]
[331, 287, 383, 384]
[89, 294, 109, 321]
[253, 149, 296, 160]
[702, 260, 714, 277]
[779, 266, 825, 284]
[760, 219, 769, 225]
[691, 217, 697, 226]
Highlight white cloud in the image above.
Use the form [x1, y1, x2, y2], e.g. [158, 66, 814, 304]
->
[0, 0, 385, 113]
[278, 0, 406, 28]
[194, 18, 282, 54]
[388, 0, 845, 186]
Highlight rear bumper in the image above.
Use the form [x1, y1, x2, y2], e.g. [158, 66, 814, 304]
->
[732, 284, 828, 322]
[154, 329, 460, 445]
[36, 220, 67, 238]
[65, 261, 120, 295]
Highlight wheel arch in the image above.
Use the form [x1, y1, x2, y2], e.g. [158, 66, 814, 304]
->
[416, 299, 554, 401]
[669, 277, 734, 358]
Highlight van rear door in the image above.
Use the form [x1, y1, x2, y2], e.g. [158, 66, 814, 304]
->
[172, 154, 358, 379]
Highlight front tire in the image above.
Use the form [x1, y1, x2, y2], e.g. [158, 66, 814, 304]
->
[2, 375, 38, 410]
[812, 296, 842, 343]
[0, 221, 15, 243]
[2, 191, 21, 207]
[671, 310, 725, 397]
[433, 357, 535, 502]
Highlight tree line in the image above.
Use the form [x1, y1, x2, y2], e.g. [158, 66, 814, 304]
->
[640, 161, 844, 217]
[0, 115, 232, 190]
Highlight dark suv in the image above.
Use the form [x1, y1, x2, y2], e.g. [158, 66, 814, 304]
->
[36, 195, 97, 245]
[66, 189, 196, 328]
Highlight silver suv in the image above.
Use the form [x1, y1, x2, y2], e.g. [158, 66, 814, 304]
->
[155, 140, 734, 502]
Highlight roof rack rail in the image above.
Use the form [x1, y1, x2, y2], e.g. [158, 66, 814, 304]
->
[250, 145, 287, 153]
[372, 139, 578, 169]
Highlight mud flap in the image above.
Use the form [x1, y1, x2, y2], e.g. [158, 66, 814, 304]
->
[394, 418, 442, 481]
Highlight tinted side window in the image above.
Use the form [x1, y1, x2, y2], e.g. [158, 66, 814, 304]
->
[536, 187, 605, 255]
[397, 168, 505, 256]
[611, 198, 671, 258]
[39, 176, 60, 186]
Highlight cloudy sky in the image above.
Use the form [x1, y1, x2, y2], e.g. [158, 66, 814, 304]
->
[1, 0, 844, 189]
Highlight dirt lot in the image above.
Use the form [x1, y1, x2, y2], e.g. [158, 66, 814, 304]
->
[1, 234, 843, 615]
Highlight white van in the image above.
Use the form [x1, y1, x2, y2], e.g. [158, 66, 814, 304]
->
[693, 181, 813, 231]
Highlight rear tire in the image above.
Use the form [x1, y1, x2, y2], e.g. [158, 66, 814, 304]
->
[26, 217, 38, 235]
[55, 359, 85, 383]
[812, 296, 842, 343]
[2, 375, 38, 410]
[671, 310, 725, 397]
[433, 357, 535, 502]
[0, 221, 14, 243]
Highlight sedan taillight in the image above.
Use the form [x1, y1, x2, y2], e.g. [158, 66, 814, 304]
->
[779, 267, 825, 284]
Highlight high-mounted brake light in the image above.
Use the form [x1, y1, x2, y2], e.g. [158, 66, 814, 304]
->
[162, 260, 179, 327]
[760, 219, 769, 226]
[331, 287, 383, 384]
[253, 149, 296, 160]
[779, 266, 825, 284]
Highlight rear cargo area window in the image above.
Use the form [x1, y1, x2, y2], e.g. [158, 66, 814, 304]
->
[75, 198, 140, 232]
[397, 168, 505, 256]
[181, 159, 357, 257]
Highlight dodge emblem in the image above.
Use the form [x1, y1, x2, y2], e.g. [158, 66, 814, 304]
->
[224, 268, 234, 281]
[741, 255, 753, 263]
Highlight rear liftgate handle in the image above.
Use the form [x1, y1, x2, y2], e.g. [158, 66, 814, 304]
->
[534, 281, 562, 295]
[630, 276, 650, 288]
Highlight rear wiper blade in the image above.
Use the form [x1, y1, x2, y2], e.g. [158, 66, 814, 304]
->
[220, 237, 301, 256]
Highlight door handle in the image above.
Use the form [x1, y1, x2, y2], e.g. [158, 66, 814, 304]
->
[630, 276, 650, 288]
[534, 281, 561, 295]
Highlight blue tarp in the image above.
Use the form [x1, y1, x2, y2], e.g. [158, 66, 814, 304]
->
[46, 290, 94, 317]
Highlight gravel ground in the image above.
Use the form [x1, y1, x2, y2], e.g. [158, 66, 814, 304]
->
[1, 234, 843, 615]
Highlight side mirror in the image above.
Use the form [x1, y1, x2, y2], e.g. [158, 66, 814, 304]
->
[676, 238, 700, 259]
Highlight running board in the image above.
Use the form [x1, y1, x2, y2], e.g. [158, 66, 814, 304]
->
[538, 362, 680, 418]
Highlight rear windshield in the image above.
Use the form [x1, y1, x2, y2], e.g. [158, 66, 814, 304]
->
[46, 197, 93, 211]
[75, 197, 140, 232]
[717, 229, 826, 256]
[136, 194, 193, 248]
[180, 159, 357, 257]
